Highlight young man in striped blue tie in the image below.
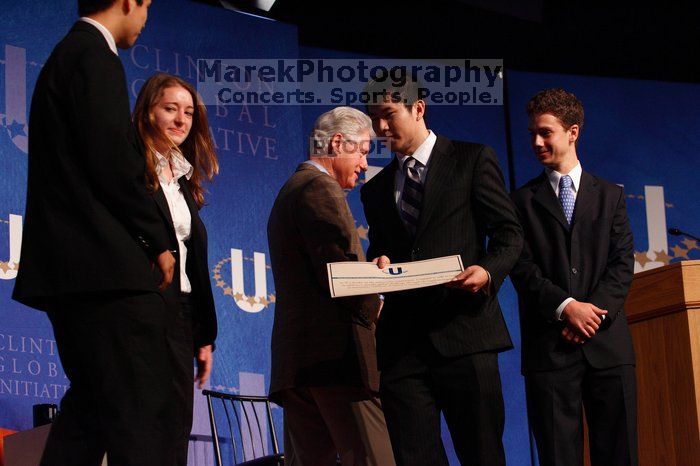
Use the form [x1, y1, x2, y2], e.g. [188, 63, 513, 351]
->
[510, 88, 638, 466]
[361, 72, 523, 466]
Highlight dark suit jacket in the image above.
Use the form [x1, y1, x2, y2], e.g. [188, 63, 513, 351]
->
[13, 21, 169, 309]
[152, 179, 217, 349]
[510, 171, 636, 372]
[360, 135, 523, 369]
[267, 164, 381, 403]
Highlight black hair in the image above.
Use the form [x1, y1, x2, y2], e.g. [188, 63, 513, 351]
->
[363, 67, 423, 112]
[78, 0, 143, 17]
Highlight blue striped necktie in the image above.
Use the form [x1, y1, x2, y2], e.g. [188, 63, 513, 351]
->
[400, 156, 423, 236]
[559, 174, 575, 225]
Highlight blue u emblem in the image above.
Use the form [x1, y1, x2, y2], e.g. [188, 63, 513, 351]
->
[387, 267, 404, 275]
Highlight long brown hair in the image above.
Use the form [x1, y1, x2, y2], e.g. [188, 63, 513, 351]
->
[133, 73, 219, 207]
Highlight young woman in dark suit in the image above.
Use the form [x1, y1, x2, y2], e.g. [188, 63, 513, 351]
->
[133, 73, 219, 465]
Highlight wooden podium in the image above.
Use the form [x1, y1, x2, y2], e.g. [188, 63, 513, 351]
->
[625, 259, 700, 465]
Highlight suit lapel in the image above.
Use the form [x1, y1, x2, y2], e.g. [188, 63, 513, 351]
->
[178, 177, 199, 219]
[571, 171, 598, 226]
[532, 172, 570, 230]
[414, 136, 456, 242]
[153, 185, 175, 229]
[154, 178, 201, 241]
[178, 177, 205, 245]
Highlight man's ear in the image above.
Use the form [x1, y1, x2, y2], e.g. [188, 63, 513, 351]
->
[413, 100, 426, 121]
[330, 132, 344, 155]
[121, 0, 132, 14]
[569, 124, 580, 144]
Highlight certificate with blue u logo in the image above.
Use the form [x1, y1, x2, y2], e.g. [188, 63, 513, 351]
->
[327, 255, 464, 298]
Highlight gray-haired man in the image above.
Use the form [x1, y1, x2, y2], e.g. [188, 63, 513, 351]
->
[268, 107, 395, 465]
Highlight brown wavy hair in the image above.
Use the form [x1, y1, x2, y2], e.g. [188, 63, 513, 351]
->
[133, 73, 219, 207]
[526, 88, 584, 131]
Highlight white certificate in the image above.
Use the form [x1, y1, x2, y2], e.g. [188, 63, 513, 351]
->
[327, 255, 464, 298]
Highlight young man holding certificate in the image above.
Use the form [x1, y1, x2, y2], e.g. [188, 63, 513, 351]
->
[361, 72, 523, 466]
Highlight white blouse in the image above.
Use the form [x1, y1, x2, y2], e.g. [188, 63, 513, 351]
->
[155, 150, 194, 294]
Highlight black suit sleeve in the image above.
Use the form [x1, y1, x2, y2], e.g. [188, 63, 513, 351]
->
[69, 46, 169, 257]
[509, 195, 570, 322]
[361, 185, 384, 263]
[586, 187, 634, 322]
[296, 177, 381, 325]
[472, 146, 523, 292]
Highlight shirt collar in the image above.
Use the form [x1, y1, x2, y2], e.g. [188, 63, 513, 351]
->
[80, 17, 118, 55]
[547, 162, 582, 193]
[304, 159, 330, 175]
[398, 130, 436, 170]
[155, 150, 194, 184]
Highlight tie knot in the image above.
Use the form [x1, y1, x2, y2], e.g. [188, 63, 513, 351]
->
[403, 156, 421, 178]
[559, 174, 572, 190]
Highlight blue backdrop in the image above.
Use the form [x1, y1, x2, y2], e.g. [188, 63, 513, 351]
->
[1, 2, 699, 466]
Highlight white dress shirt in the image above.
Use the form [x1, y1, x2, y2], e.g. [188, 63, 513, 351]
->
[79, 17, 118, 55]
[156, 150, 194, 294]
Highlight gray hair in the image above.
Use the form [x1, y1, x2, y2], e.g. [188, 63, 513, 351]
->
[309, 106, 373, 156]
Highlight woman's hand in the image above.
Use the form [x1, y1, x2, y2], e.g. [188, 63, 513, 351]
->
[195, 345, 213, 388]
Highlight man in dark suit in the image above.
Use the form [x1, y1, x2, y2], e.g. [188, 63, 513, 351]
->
[360, 75, 523, 466]
[268, 107, 394, 466]
[510, 88, 637, 466]
[12, 1, 183, 465]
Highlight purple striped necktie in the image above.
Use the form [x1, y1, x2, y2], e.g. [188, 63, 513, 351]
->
[400, 156, 423, 236]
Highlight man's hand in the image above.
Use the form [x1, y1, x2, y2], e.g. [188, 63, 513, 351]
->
[156, 250, 176, 292]
[372, 256, 391, 269]
[561, 326, 586, 345]
[371, 258, 389, 320]
[561, 300, 607, 339]
[195, 345, 213, 389]
[447, 265, 489, 293]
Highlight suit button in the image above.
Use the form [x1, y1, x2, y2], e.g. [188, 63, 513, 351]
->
[571, 267, 578, 274]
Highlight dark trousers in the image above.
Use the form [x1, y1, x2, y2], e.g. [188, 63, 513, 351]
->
[379, 345, 505, 466]
[40, 291, 194, 466]
[282, 386, 395, 466]
[526, 360, 638, 466]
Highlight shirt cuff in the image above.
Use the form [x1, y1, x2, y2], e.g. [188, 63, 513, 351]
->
[481, 271, 492, 296]
[555, 297, 575, 321]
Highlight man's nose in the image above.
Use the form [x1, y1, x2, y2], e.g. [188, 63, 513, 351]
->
[360, 155, 369, 170]
[375, 119, 388, 132]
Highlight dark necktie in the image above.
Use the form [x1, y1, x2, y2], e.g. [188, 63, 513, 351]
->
[400, 156, 423, 236]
